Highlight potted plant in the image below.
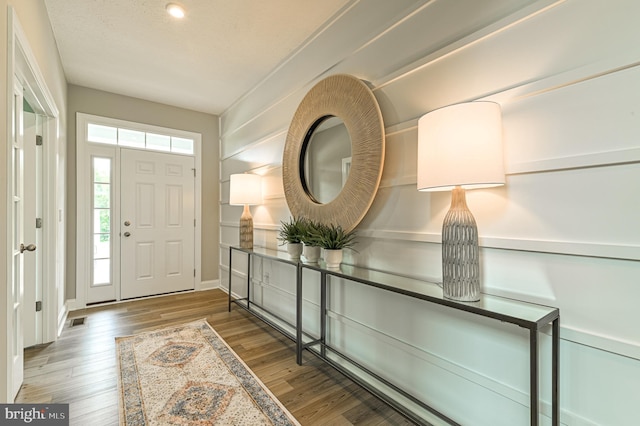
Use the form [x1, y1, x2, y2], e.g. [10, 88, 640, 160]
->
[300, 219, 322, 263]
[309, 223, 357, 268]
[278, 216, 305, 260]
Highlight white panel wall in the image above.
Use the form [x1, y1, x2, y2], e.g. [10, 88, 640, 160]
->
[220, 0, 640, 424]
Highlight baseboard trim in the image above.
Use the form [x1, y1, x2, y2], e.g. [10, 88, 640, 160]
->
[57, 301, 69, 337]
[198, 279, 219, 290]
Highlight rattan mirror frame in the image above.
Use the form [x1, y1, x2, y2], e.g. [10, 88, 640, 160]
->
[282, 74, 385, 232]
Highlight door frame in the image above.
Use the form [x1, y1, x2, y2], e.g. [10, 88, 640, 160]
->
[3, 7, 62, 402]
[75, 113, 202, 308]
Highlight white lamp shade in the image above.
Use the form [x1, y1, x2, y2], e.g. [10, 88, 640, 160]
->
[417, 101, 505, 192]
[229, 173, 262, 205]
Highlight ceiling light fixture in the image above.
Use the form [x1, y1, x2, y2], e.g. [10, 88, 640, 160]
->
[166, 3, 185, 19]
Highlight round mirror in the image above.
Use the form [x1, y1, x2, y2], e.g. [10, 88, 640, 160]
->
[302, 116, 351, 204]
[283, 74, 385, 232]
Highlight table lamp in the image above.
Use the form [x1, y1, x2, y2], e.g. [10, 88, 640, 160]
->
[417, 102, 505, 301]
[229, 173, 262, 249]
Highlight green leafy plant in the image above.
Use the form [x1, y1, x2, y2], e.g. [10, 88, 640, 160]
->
[277, 216, 306, 245]
[309, 223, 358, 250]
[299, 219, 323, 246]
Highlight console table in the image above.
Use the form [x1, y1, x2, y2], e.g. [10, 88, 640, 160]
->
[228, 246, 559, 425]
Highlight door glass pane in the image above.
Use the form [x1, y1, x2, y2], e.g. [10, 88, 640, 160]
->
[93, 259, 111, 285]
[94, 209, 110, 233]
[93, 234, 110, 259]
[119, 128, 145, 148]
[171, 137, 194, 154]
[147, 133, 171, 152]
[88, 124, 117, 144]
[92, 157, 112, 287]
[94, 184, 110, 208]
[93, 158, 111, 183]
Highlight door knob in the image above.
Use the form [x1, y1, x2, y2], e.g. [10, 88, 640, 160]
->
[124, 232, 131, 237]
[20, 243, 36, 253]
[124, 220, 131, 226]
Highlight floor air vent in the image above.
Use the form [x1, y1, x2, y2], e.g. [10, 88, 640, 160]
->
[70, 317, 86, 327]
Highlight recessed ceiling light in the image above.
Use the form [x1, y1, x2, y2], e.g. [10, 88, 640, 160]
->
[166, 3, 185, 19]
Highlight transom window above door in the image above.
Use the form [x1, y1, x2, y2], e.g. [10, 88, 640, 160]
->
[87, 123, 194, 155]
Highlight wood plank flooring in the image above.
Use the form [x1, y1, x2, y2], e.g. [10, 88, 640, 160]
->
[15, 289, 414, 425]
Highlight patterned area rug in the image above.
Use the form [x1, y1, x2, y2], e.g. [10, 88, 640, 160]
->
[116, 319, 300, 425]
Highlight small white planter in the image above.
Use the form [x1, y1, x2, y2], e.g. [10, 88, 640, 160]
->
[323, 249, 343, 268]
[287, 243, 303, 260]
[302, 244, 321, 263]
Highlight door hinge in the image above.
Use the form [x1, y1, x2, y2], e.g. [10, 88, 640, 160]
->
[36, 217, 43, 229]
[36, 135, 43, 146]
[194, 218, 196, 227]
[192, 168, 196, 177]
[194, 269, 196, 277]
[35, 301, 42, 312]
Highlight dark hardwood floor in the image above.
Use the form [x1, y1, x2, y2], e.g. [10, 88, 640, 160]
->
[15, 289, 414, 425]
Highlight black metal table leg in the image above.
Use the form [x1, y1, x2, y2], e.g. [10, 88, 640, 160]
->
[228, 247, 233, 312]
[320, 271, 327, 358]
[530, 329, 539, 425]
[246, 252, 251, 310]
[296, 264, 303, 365]
[552, 318, 560, 425]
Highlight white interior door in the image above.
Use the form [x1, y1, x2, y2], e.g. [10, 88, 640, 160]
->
[120, 149, 195, 299]
[10, 81, 25, 398]
[22, 109, 43, 348]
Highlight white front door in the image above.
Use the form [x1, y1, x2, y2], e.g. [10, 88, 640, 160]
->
[10, 81, 25, 398]
[120, 149, 195, 299]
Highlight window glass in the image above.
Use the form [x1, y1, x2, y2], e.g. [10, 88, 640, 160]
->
[94, 209, 110, 233]
[172, 136, 194, 154]
[119, 128, 145, 148]
[86, 121, 195, 155]
[93, 234, 110, 258]
[88, 124, 117, 144]
[147, 133, 171, 152]
[93, 184, 110, 208]
[93, 259, 111, 286]
[92, 157, 112, 287]
[93, 158, 111, 183]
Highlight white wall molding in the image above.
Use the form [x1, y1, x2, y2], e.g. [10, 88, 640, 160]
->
[325, 309, 533, 408]
[221, 128, 287, 161]
[562, 325, 640, 362]
[374, 0, 566, 91]
[481, 236, 640, 261]
[357, 229, 640, 261]
[506, 147, 640, 175]
[325, 301, 636, 422]
[488, 50, 640, 106]
[382, 124, 640, 178]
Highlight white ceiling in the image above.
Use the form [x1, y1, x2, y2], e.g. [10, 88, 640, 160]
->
[44, 0, 350, 115]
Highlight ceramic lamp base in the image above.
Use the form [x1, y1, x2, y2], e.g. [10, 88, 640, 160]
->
[239, 205, 254, 249]
[441, 187, 480, 302]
